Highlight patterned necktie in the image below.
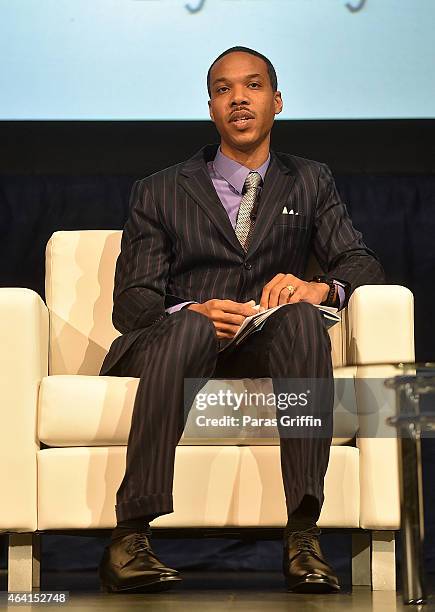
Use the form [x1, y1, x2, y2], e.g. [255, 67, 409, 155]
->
[235, 171, 262, 251]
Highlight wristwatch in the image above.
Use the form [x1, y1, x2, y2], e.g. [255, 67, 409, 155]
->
[311, 275, 338, 307]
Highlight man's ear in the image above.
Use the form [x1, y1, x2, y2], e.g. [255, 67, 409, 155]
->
[208, 100, 215, 123]
[274, 91, 283, 116]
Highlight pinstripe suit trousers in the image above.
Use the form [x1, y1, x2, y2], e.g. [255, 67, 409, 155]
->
[109, 302, 333, 524]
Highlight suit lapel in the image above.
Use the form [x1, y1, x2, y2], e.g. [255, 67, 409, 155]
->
[178, 145, 297, 258]
[178, 144, 245, 254]
[246, 151, 296, 258]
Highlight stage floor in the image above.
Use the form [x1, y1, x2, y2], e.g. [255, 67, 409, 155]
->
[1, 570, 434, 611]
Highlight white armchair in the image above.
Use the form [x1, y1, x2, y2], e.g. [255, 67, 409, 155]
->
[0, 230, 415, 592]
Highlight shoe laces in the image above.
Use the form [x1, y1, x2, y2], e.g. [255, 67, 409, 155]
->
[290, 528, 321, 555]
[126, 532, 152, 555]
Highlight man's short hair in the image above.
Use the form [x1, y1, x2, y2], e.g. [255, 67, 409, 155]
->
[207, 46, 278, 97]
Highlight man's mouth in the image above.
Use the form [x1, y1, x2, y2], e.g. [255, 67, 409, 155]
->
[230, 112, 255, 128]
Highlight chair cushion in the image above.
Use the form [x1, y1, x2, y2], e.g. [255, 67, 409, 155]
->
[36, 445, 360, 529]
[38, 372, 358, 446]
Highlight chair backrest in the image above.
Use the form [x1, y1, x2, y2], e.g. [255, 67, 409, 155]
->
[45, 230, 344, 375]
[45, 230, 122, 375]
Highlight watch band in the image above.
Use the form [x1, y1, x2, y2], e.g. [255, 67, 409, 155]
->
[311, 275, 337, 307]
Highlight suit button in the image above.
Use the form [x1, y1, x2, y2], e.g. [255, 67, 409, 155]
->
[244, 262, 252, 270]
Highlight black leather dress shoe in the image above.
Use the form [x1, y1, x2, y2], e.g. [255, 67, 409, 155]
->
[283, 527, 340, 593]
[99, 532, 182, 593]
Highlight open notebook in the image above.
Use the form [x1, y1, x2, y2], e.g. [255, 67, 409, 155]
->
[219, 303, 340, 352]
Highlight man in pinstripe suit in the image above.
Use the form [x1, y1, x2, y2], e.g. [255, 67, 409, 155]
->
[98, 46, 385, 594]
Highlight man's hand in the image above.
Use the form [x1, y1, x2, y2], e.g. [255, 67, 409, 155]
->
[260, 273, 330, 309]
[187, 299, 260, 339]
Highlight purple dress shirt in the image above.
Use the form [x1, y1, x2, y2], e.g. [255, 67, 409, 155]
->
[166, 146, 344, 313]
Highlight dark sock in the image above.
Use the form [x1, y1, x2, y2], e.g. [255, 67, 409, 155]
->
[285, 495, 320, 536]
[110, 515, 154, 541]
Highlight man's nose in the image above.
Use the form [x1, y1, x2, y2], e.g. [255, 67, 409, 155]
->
[230, 87, 250, 107]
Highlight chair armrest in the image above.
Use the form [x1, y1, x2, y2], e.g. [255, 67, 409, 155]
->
[343, 286, 414, 529]
[0, 288, 48, 532]
[343, 284, 414, 366]
[354, 364, 402, 529]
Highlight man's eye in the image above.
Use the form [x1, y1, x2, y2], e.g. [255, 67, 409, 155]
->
[217, 86, 228, 93]
[249, 82, 260, 88]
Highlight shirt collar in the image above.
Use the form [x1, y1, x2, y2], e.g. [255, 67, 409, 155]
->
[212, 146, 270, 195]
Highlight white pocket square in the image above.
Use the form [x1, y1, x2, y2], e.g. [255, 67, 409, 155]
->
[281, 206, 298, 215]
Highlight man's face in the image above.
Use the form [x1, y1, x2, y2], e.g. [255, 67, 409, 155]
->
[208, 51, 283, 151]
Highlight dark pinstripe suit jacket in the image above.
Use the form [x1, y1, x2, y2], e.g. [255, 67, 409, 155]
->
[100, 143, 385, 376]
